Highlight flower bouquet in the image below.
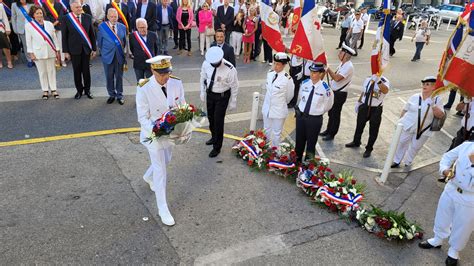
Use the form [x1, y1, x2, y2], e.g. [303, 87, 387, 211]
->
[267, 142, 299, 178]
[146, 103, 206, 145]
[232, 129, 271, 170]
[356, 206, 424, 241]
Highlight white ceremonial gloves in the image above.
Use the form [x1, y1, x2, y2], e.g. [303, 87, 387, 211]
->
[296, 72, 303, 81]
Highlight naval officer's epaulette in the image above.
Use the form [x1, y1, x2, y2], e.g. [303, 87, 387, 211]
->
[170, 75, 181, 80]
[302, 78, 310, 84]
[284, 72, 292, 79]
[138, 78, 149, 87]
[224, 61, 234, 69]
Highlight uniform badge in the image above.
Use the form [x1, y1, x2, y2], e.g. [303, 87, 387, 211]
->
[302, 96, 306, 102]
[217, 77, 222, 82]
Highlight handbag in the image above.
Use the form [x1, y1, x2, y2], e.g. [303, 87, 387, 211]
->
[205, 26, 215, 36]
[430, 97, 446, 131]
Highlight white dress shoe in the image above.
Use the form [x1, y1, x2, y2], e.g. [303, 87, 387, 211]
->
[159, 209, 175, 226]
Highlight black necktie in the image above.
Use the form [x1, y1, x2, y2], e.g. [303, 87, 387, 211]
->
[207, 67, 217, 93]
[303, 86, 315, 115]
[272, 73, 278, 84]
[112, 24, 116, 33]
[161, 86, 167, 97]
[77, 16, 81, 24]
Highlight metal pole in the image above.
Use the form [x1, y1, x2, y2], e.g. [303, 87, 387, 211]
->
[335, 11, 341, 30]
[405, 15, 410, 31]
[428, 15, 433, 29]
[250, 92, 260, 131]
[447, 17, 452, 30]
[437, 16, 442, 31]
[376, 123, 404, 184]
[367, 14, 371, 30]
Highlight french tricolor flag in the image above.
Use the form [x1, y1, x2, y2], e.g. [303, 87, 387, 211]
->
[260, 0, 285, 52]
[370, 0, 391, 76]
[444, 6, 474, 97]
[289, 0, 326, 63]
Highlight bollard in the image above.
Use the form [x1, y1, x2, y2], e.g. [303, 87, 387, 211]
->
[428, 15, 433, 29]
[376, 123, 404, 184]
[249, 92, 260, 131]
[335, 11, 341, 29]
[405, 15, 410, 30]
[367, 14, 371, 30]
[437, 16, 442, 31]
[447, 17, 452, 30]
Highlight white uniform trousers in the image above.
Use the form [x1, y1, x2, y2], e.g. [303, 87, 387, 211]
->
[55, 30, 65, 62]
[230, 32, 242, 56]
[35, 58, 57, 92]
[199, 32, 212, 55]
[393, 129, 429, 165]
[428, 183, 474, 259]
[143, 143, 173, 212]
[263, 116, 285, 148]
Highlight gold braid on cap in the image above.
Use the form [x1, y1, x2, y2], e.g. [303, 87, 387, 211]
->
[151, 59, 172, 70]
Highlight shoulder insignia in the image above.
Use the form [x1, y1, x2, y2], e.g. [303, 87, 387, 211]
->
[268, 69, 275, 73]
[285, 73, 292, 79]
[170, 75, 181, 80]
[302, 78, 310, 84]
[224, 61, 234, 69]
[138, 78, 149, 87]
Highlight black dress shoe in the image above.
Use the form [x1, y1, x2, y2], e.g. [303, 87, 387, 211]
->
[173, 45, 178, 49]
[209, 149, 220, 158]
[391, 162, 400, 168]
[85, 93, 94, 99]
[363, 150, 372, 158]
[74, 93, 82, 99]
[322, 135, 334, 141]
[345, 142, 360, 148]
[418, 241, 441, 249]
[107, 97, 115, 104]
[319, 130, 328, 136]
[118, 99, 125, 105]
[445, 256, 458, 266]
[205, 139, 215, 145]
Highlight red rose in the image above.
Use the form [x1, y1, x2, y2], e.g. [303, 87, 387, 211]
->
[281, 155, 288, 162]
[326, 167, 332, 172]
[340, 206, 347, 212]
[249, 130, 255, 135]
[259, 142, 265, 148]
[329, 204, 338, 212]
[351, 179, 357, 185]
[290, 150, 297, 158]
[328, 188, 336, 194]
[317, 180, 324, 187]
[376, 232, 385, 238]
[330, 174, 336, 179]
[247, 160, 253, 166]
[311, 176, 318, 184]
[415, 232, 423, 239]
[338, 178, 345, 183]
[324, 200, 331, 207]
[240, 151, 245, 156]
[189, 104, 196, 112]
[308, 163, 315, 171]
[318, 165, 326, 172]
[272, 146, 278, 151]
[166, 115, 177, 124]
[152, 126, 159, 133]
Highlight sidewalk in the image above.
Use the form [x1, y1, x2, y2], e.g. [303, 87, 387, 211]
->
[1, 131, 472, 264]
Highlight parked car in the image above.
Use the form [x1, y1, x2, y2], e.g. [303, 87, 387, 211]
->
[437, 4, 464, 23]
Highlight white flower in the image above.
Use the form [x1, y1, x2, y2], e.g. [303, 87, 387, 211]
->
[349, 188, 357, 195]
[387, 228, 400, 237]
[336, 192, 341, 197]
[356, 209, 365, 220]
[342, 187, 348, 194]
[406, 232, 414, 240]
[364, 223, 374, 231]
[367, 217, 375, 226]
[328, 181, 338, 188]
[411, 225, 417, 232]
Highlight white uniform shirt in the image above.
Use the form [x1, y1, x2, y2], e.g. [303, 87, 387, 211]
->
[360, 77, 390, 107]
[361, 13, 369, 26]
[399, 93, 444, 137]
[262, 70, 295, 119]
[200, 59, 239, 104]
[302, 59, 314, 76]
[297, 79, 334, 116]
[439, 142, 474, 204]
[161, 5, 169, 25]
[461, 100, 474, 130]
[330, 61, 353, 92]
[136, 76, 186, 147]
[350, 18, 364, 34]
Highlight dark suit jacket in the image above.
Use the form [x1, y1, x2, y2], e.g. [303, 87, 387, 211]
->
[126, 1, 137, 29]
[81, 4, 92, 17]
[390, 20, 404, 41]
[156, 4, 174, 30]
[105, 3, 131, 30]
[136, 1, 157, 31]
[44, 2, 67, 30]
[215, 5, 234, 31]
[211, 41, 236, 67]
[130, 31, 158, 70]
[61, 13, 97, 55]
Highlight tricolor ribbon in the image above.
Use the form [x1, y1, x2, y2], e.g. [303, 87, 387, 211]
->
[66, 12, 92, 50]
[58, 0, 68, 12]
[100, 21, 125, 59]
[34, 0, 43, 7]
[29, 19, 57, 52]
[240, 140, 259, 158]
[2, 3, 12, 17]
[268, 160, 295, 169]
[18, 5, 32, 22]
[132, 31, 153, 58]
[111, 1, 129, 31]
[43, 0, 59, 20]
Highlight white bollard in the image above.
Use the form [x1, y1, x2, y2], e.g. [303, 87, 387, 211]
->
[447, 17, 452, 30]
[367, 14, 371, 30]
[335, 11, 341, 29]
[428, 15, 433, 29]
[437, 16, 442, 31]
[405, 15, 410, 30]
[376, 123, 404, 184]
[249, 92, 260, 131]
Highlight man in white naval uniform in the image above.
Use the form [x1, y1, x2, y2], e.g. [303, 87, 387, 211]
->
[419, 141, 474, 266]
[136, 55, 185, 226]
[295, 62, 334, 163]
[261, 52, 294, 148]
[200, 46, 239, 158]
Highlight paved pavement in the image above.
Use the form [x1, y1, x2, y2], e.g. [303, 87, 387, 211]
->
[1, 23, 473, 264]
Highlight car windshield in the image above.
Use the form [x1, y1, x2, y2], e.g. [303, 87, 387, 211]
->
[451, 6, 464, 12]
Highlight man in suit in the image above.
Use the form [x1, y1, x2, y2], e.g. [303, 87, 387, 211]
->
[98, 8, 128, 105]
[136, 0, 156, 31]
[156, 0, 174, 55]
[215, 0, 233, 43]
[170, 0, 179, 49]
[62, 0, 97, 99]
[211, 29, 235, 66]
[125, 0, 137, 30]
[105, 0, 131, 31]
[130, 18, 158, 81]
[390, 14, 404, 56]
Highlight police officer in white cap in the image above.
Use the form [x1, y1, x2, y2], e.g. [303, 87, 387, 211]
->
[200, 46, 239, 157]
[136, 55, 185, 226]
[295, 62, 334, 162]
[391, 76, 445, 168]
[419, 141, 474, 266]
[261, 52, 295, 148]
[320, 43, 355, 141]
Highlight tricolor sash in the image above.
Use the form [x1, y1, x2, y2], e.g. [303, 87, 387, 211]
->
[30, 20, 57, 52]
[58, 0, 68, 12]
[111, 1, 129, 31]
[66, 12, 92, 50]
[132, 31, 152, 58]
[0, 19, 4, 31]
[2, 3, 12, 17]
[100, 22, 124, 59]
[44, 0, 59, 20]
[34, 0, 43, 7]
[19, 5, 33, 22]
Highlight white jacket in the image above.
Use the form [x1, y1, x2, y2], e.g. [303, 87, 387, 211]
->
[0, 4, 11, 33]
[262, 70, 295, 119]
[25, 21, 59, 60]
